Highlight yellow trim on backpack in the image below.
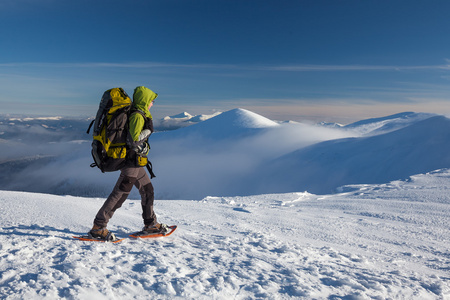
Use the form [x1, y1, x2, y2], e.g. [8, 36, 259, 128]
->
[107, 146, 127, 159]
[93, 127, 111, 151]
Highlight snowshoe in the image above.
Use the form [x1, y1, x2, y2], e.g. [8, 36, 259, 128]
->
[130, 224, 177, 239]
[73, 228, 124, 243]
[73, 226, 123, 243]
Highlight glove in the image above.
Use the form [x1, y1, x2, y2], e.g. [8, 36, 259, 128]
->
[136, 142, 149, 155]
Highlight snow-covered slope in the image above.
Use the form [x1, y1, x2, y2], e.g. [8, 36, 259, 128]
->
[344, 111, 436, 135]
[155, 108, 279, 140]
[259, 115, 450, 194]
[0, 169, 449, 299]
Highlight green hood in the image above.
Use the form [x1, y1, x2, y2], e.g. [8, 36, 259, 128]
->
[132, 86, 158, 119]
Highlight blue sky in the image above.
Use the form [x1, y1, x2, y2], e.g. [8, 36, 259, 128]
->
[1, 0, 450, 123]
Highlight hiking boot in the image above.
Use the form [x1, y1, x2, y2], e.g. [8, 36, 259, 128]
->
[89, 224, 116, 241]
[142, 223, 169, 234]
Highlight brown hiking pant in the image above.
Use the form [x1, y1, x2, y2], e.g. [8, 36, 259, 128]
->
[94, 166, 157, 228]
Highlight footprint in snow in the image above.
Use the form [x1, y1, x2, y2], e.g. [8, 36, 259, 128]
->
[232, 207, 251, 213]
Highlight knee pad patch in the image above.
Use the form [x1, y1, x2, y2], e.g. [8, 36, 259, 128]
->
[143, 183, 154, 195]
[119, 176, 136, 192]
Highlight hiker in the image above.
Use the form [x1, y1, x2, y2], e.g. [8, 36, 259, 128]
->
[89, 86, 163, 241]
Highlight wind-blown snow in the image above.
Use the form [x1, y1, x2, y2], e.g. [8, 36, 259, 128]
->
[0, 170, 449, 299]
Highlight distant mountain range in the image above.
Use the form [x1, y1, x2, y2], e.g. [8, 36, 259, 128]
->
[0, 109, 447, 199]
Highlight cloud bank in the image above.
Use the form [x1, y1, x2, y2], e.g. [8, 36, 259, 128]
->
[0, 109, 446, 200]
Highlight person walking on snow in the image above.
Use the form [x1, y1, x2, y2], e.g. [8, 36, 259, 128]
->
[89, 86, 165, 241]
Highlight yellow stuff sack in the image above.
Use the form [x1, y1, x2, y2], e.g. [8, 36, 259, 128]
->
[136, 154, 148, 167]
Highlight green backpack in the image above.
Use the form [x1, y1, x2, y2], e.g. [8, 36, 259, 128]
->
[87, 88, 132, 172]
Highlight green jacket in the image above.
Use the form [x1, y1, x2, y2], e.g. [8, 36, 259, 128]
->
[128, 86, 158, 142]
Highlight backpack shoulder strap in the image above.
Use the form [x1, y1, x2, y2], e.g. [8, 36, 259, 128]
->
[146, 161, 156, 179]
[86, 119, 95, 134]
[130, 109, 146, 118]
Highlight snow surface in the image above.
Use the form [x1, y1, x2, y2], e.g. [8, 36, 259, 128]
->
[259, 115, 450, 195]
[0, 170, 449, 299]
[343, 112, 437, 136]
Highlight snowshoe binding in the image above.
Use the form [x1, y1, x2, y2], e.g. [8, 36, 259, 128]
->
[143, 223, 170, 234]
[130, 224, 177, 238]
[73, 226, 124, 243]
[88, 227, 118, 242]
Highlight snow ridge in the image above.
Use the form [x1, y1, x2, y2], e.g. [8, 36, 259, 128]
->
[344, 111, 436, 135]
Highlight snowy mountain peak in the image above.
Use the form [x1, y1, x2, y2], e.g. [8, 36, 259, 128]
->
[318, 121, 344, 128]
[164, 112, 193, 120]
[156, 111, 221, 131]
[214, 108, 279, 129]
[155, 108, 278, 140]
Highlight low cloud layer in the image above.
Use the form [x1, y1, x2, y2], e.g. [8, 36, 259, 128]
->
[0, 112, 356, 199]
[0, 110, 444, 200]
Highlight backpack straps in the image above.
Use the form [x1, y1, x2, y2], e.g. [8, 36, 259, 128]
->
[146, 161, 156, 179]
[130, 108, 146, 118]
[86, 119, 95, 134]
